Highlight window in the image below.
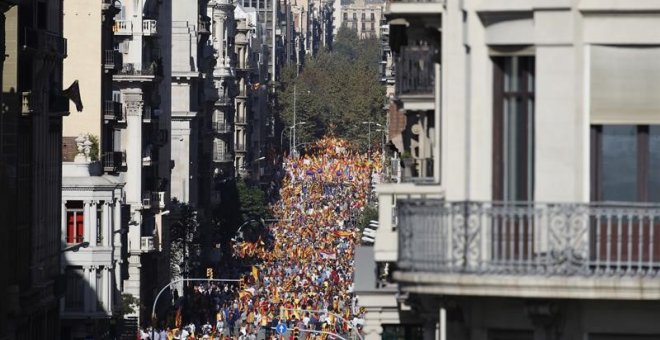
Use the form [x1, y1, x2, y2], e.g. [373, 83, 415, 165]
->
[343, 12, 347, 20]
[361, 12, 365, 20]
[96, 203, 103, 245]
[493, 56, 535, 201]
[591, 125, 660, 202]
[370, 12, 375, 21]
[66, 201, 84, 244]
[370, 22, 374, 31]
[353, 13, 357, 20]
[64, 267, 84, 312]
[361, 22, 365, 31]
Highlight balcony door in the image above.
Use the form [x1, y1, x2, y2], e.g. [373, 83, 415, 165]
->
[492, 56, 535, 265]
[591, 125, 660, 266]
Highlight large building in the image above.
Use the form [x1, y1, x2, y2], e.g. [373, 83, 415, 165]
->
[0, 1, 70, 339]
[59, 136, 126, 339]
[361, 0, 660, 339]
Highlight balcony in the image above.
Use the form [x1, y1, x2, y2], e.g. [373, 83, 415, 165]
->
[114, 20, 132, 35]
[142, 20, 158, 36]
[394, 200, 660, 300]
[22, 28, 67, 58]
[21, 91, 32, 116]
[400, 157, 434, 183]
[140, 236, 155, 253]
[102, 151, 125, 173]
[103, 50, 122, 71]
[141, 191, 165, 210]
[103, 100, 122, 121]
[114, 62, 161, 82]
[143, 108, 160, 123]
[212, 122, 232, 134]
[213, 151, 233, 163]
[395, 45, 435, 99]
[198, 17, 211, 36]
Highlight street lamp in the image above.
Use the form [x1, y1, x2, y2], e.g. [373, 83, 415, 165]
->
[290, 121, 307, 155]
[292, 85, 310, 156]
[361, 121, 383, 161]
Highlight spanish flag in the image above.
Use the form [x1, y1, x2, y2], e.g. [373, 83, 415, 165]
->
[251, 266, 259, 282]
[175, 307, 182, 328]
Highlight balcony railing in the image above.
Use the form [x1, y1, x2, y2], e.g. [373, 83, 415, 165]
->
[142, 20, 158, 36]
[213, 151, 233, 163]
[21, 91, 32, 116]
[102, 151, 125, 173]
[103, 100, 122, 121]
[212, 122, 232, 134]
[400, 157, 434, 183]
[198, 17, 211, 35]
[113, 20, 132, 35]
[398, 200, 660, 277]
[23, 28, 67, 58]
[141, 236, 155, 252]
[396, 45, 435, 96]
[104, 50, 121, 71]
[116, 62, 160, 77]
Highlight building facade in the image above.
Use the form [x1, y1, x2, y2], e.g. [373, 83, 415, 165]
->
[60, 137, 125, 339]
[364, 0, 660, 339]
[111, 0, 169, 326]
[0, 1, 69, 338]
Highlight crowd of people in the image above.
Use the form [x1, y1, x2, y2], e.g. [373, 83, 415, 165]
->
[144, 137, 380, 339]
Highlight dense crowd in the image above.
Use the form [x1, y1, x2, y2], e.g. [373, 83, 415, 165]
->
[145, 137, 380, 339]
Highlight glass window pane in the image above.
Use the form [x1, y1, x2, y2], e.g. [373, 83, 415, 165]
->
[601, 125, 637, 202]
[649, 126, 660, 202]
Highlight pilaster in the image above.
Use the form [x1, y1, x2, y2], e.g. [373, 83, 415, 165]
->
[89, 201, 98, 246]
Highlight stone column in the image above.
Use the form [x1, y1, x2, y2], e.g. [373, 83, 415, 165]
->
[104, 267, 112, 314]
[122, 90, 144, 207]
[82, 266, 91, 312]
[102, 201, 111, 247]
[89, 266, 98, 312]
[83, 201, 91, 243]
[89, 201, 98, 246]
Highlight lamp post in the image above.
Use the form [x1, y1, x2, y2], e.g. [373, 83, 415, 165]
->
[361, 121, 383, 161]
[290, 121, 307, 155]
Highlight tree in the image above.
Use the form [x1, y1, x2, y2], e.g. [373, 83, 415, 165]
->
[169, 200, 200, 280]
[236, 179, 271, 222]
[276, 27, 386, 147]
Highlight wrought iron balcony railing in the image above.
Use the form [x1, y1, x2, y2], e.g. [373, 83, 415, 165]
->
[104, 50, 122, 71]
[398, 200, 660, 277]
[235, 116, 247, 125]
[212, 122, 232, 134]
[395, 45, 435, 96]
[101, 151, 125, 173]
[213, 151, 233, 163]
[103, 100, 122, 121]
[142, 19, 158, 36]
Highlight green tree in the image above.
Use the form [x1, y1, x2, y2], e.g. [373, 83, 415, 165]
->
[276, 27, 386, 147]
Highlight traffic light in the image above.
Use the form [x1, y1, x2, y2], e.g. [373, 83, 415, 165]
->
[206, 267, 213, 279]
